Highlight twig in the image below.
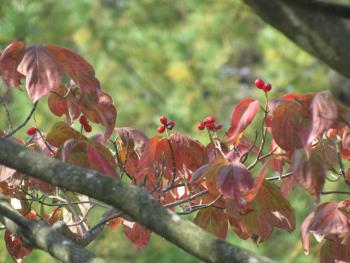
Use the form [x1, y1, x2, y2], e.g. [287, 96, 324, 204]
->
[321, 191, 350, 195]
[163, 189, 209, 208]
[61, 191, 88, 233]
[4, 101, 38, 138]
[2, 101, 13, 132]
[240, 130, 258, 163]
[177, 194, 223, 215]
[266, 172, 293, 181]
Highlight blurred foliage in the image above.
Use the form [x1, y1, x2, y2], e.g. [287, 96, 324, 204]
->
[0, 0, 345, 262]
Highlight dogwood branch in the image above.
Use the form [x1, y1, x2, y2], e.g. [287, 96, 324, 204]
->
[0, 193, 105, 263]
[0, 137, 275, 263]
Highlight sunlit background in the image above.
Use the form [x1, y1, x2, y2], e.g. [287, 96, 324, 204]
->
[0, 0, 347, 262]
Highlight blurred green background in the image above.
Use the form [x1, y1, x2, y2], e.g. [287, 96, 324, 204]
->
[0, 0, 347, 262]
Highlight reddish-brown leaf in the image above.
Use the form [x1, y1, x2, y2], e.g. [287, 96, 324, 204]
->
[81, 91, 117, 142]
[87, 143, 119, 179]
[301, 201, 350, 255]
[137, 134, 207, 190]
[4, 230, 32, 263]
[123, 220, 151, 250]
[226, 98, 260, 143]
[193, 207, 228, 239]
[307, 91, 338, 150]
[115, 127, 148, 155]
[45, 44, 100, 96]
[46, 122, 84, 147]
[271, 100, 310, 151]
[291, 149, 325, 202]
[17, 45, 61, 102]
[320, 239, 350, 263]
[226, 181, 295, 242]
[216, 162, 254, 210]
[0, 41, 25, 87]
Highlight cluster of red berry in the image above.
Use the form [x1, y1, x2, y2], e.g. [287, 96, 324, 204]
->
[79, 115, 92, 133]
[255, 78, 272, 92]
[157, 116, 175, 133]
[26, 127, 37, 136]
[197, 116, 222, 131]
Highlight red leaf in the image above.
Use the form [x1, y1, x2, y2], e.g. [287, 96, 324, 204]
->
[123, 220, 151, 249]
[17, 45, 61, 102]
[306, 91, 338, 150]
[193, 207, 228, 239]
[87, 144, 119, 179]
[291, 149, 325, 202]
[301, 201, 350, 255]
[271, 100, 310, 151]
[137, 134, 207, 191]
[46, 122, 84, 147]
[216, 162, 254, 209]
[81, 91, 117, 142]
[0, 41, 25, 87]
[226, 181, 295, 242]
[227, 98, 260, 143]
[115, 127, 148, 155]
[320, 240, 350, 263]
[4, 230, 32, 263]
[45, 44, 100, 96]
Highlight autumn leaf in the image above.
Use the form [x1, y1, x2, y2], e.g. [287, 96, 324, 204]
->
[306, 91, 338, 150]
[45, 44, 100, 96]
[17, 45, 62, 102]
[115, 127, 149, 155]
[226, 181, 295, 242]
[215, 162, 254, 209]
[4, 230, 32, 263]
[271, 100, 310, 151]
[81, 91, 117, 142]
[137, 133, 207, 190]
[291, 149, 325, 202]
[301, 201, 350, 255]
[226, 98, 260, 143]
[46, 122, 84, 147]
[320, 239, 350, 263]
[123, 220, 151, 250]
[0, 41, 25, 87]
[193, 207, 228, 239]
[87, 143, 119, 178]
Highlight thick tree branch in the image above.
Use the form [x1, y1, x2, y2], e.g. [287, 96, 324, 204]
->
[0, 137, 275, 263]
[244, 0, 350, 84]
[281, 0, 350, 19]
[0, 193, 105, 263]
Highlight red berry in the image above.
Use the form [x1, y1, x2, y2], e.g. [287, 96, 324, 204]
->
[159, 116, 168, 125]
[198, 121, 205, 130]
[26, 127, 37, 136]
[204, 116, 216, 124]
[166, 121, 175, 130]
[79, 115, 88, 125]
[263, 83, 272, 92]
[157, 125, 166, 133]
[207, 122, 216, 131]
[83, 124, 92, 133]
[215, 124, 223, 131]
[255, 78, 265, 89]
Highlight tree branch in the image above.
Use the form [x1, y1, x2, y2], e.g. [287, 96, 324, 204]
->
[280, 0, 350, 19]
[0, 193, 105, 263]
[244, 0, 350, 86]
[0, 137, 275, 263]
